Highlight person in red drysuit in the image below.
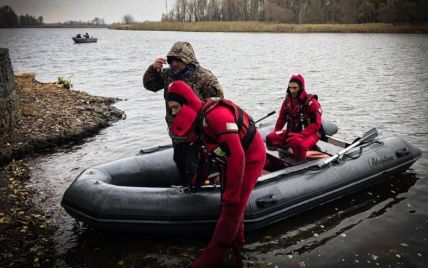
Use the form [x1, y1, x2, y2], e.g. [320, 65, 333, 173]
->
[266, 74, 322, 162]
[167, 80, 266, 268]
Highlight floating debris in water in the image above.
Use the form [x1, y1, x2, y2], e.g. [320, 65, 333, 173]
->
[286, 254, 293, 259]
[371, 254, 379, 261]
[417, 253, 423, 257]
[400, 242, 409, 247]
[341, 233, 347, 238]
[395, 254, 401, 258]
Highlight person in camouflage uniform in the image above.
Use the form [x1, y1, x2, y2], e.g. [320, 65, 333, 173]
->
[143, 41, 224, 185]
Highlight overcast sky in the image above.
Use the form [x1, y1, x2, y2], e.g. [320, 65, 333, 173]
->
[0, 0, 167, 23]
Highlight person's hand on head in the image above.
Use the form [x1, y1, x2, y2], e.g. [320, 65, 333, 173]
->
[153, 57, 167, 72]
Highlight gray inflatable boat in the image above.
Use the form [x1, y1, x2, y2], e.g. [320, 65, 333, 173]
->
[61, 123, 421, 233]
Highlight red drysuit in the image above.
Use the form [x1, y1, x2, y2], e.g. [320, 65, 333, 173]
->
[266, 74, 322, 161]
[167, 80, 266, 267]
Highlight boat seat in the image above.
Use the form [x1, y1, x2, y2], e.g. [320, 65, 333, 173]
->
[306, 150, 330, 160]
[313, 139, 344, 156]
[264, 144, 331, 171]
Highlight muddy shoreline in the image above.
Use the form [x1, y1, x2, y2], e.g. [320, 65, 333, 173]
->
[0, 73, 125, 267]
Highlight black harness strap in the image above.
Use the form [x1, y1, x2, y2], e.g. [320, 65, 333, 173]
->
[195, 99, 256, 151]
[238, 106, 256, 151]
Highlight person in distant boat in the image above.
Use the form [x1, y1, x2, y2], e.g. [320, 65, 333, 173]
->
[266, 74, 322, 162]
[76, 33, 82, 38]
[167, 80, 265, 268]
[84, 32, 90, 38]
[143, 41, 223, 186]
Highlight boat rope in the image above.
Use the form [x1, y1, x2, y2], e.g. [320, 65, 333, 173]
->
[342, 140, 382, 161]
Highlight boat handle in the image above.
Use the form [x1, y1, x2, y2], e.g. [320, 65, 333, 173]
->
[138, 144, 172, 154]
[256, 194, 278, 208]
[396, 148, 410, 158]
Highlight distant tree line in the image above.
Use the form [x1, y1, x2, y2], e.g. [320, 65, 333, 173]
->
[60, 17, 106, 26]
[0, 5, 43, 27]
[162, 0, 428, 23]
[0, 5, 107, 27]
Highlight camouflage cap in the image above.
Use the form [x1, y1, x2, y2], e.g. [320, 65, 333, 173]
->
[167, 41, 199, 66]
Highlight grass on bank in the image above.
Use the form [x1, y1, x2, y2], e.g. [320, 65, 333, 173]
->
[110, 21, 428, 33]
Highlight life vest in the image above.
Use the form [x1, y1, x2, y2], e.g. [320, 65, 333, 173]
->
[284, 94, 320, 133]
[194, 98, 256, 152]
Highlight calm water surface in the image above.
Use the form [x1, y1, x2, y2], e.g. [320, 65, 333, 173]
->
[1, 28, 427, 267]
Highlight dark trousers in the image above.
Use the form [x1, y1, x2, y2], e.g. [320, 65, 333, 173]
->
[173, 141, 198, 186]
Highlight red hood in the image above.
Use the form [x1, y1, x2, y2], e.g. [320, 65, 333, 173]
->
[287, 74, 307, 101]
[167, 80, 202, 137]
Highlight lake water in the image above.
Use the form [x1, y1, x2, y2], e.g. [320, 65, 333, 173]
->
[1, 28, 427, 267]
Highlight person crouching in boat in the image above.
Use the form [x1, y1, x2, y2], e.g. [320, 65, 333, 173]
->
[167, 80, 266, 268]
[266, 74, 322, 162]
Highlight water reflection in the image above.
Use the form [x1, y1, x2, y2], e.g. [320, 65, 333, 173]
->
[244, 172, 419, 266]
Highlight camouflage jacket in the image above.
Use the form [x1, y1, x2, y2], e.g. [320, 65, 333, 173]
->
[143, 41, 223, 141]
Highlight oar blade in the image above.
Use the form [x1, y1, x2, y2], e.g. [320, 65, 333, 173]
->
[361, 128, 378, 143]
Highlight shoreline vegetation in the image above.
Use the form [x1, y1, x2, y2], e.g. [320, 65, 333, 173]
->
[0, 73, 124, 267]
[109, 21, 428, 33]
[31, 24, 109, 28]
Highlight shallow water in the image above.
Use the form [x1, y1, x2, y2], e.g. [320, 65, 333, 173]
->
[1, 28, 427, 267]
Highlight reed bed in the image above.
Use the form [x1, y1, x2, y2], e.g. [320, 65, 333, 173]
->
[110, 21, 428, 33]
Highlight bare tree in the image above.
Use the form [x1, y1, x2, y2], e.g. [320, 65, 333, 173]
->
[297, 0, 308, 24]
[207, 0, 221, 20]
[92, 17, 102, 25]
[122, 14, 135, 24]
[358, 0, 376, 22]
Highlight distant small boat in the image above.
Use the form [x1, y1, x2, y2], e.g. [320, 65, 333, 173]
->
[72, 37, 97, 43]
